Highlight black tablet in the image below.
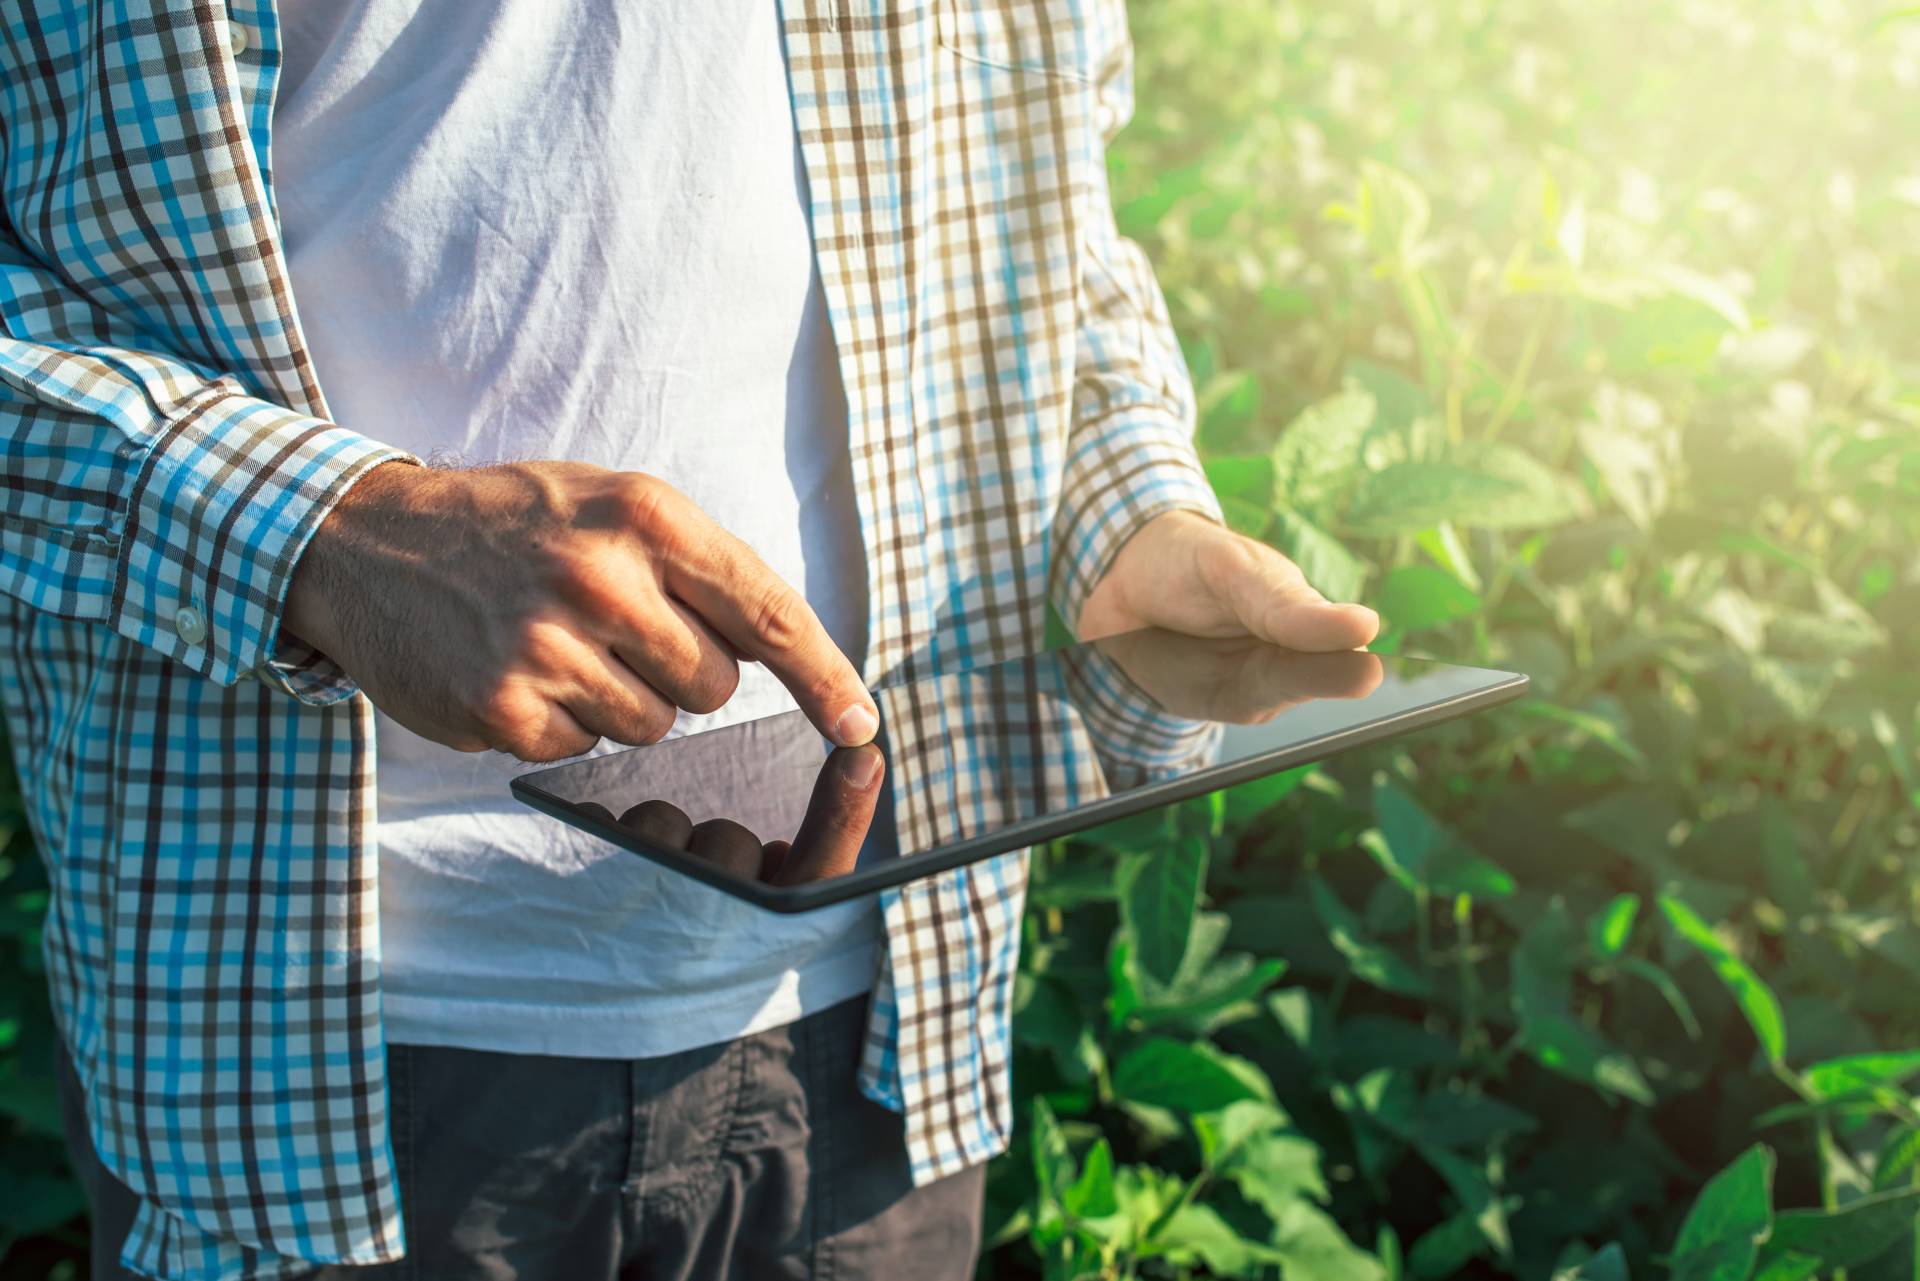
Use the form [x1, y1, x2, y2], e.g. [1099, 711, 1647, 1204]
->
[510, 628, 1528, 913]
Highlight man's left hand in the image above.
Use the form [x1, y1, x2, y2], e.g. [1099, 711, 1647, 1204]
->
[1078, 511, 1379, 650]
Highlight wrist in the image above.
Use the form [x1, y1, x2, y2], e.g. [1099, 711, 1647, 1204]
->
[1079, 509, 1218, 639]
[284, 459, 421, 655]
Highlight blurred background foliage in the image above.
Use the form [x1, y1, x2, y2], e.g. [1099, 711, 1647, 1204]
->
[981, 0, 1920, 1277]
[4, 0, 1919, 1277]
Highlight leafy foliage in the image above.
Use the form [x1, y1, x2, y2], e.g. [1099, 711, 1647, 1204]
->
[984, 0, 1920, 1277]
[3, 0, 1919, 1278]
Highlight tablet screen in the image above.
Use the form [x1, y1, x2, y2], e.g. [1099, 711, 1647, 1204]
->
[511, 629, 1527, 911]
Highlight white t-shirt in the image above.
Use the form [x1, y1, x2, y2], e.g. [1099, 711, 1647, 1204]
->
[272, 0, 880, 1058]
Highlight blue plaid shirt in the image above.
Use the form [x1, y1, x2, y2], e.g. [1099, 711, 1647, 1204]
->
[0, 2, 1219, 1276]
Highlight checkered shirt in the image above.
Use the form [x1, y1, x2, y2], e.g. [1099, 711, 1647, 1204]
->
[0, 1, 1219, 1276]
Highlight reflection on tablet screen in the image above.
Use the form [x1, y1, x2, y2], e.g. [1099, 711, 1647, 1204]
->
[511, 628, 1526, 908]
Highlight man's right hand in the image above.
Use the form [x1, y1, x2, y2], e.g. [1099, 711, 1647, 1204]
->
[284, 460, 878, 762]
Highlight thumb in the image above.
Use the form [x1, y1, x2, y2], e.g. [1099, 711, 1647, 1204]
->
[1222, 541, 1379, 652]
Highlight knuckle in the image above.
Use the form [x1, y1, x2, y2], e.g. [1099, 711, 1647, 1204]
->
[509, 619, 575, 673]
[554, 551, 622, 605]
[618, 474, 680, 538]
[746, 586, 810, 652]
[474, 686, 543, 752]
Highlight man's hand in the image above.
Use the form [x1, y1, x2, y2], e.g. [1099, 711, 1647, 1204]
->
[284, 460, 878, 762]
[1078, 510, 1379, 650]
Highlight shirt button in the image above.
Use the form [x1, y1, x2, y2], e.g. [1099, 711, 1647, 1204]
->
[174, 607, 207, 647]
[227, 21, 249, 56]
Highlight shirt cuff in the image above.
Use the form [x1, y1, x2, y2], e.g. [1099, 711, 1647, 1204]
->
[1048, 411, 1224, 636]
[113, 380, 413, 702]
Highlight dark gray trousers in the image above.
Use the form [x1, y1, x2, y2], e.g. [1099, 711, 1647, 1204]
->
[57, 996, 984, 1280]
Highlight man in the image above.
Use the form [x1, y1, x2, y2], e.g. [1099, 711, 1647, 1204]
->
[0, 1, 1378, 1277]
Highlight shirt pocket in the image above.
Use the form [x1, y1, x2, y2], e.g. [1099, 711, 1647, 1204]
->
[936, 0, 1098, 83]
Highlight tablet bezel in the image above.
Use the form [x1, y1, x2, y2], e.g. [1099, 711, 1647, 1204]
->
[510, 650, 1529, 914]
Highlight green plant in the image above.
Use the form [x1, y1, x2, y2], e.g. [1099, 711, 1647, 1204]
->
[5, 0, 1920, 1277]
[983, 0, 1920, 1277]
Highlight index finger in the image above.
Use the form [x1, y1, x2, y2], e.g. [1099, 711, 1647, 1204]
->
[775, 745, 885, 885]
[663, 524, 877, 746]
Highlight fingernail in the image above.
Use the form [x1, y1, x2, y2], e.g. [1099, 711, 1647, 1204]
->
[838, 745, 883, 788]
[832, 704, 878, 746]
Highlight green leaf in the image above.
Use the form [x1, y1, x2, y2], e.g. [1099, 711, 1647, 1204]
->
[1272, 388, 1377, 515]
[1511, 898, 1578, 1018]
[1644, 261, 1752, 332]
[1063, 1138, 1117, 1219]
[1350, 160, 1433, 262]
[1799, 1050, 1920, 1102]
[1407, 1210, 1490, 1280]
[1226, 1130, 1329, 1219]
[1107, 935, 1140, 1029]
[1310, 877, 1434, 998]
[1515, 703, 1650, 770]
[1470, 443, 1591, 529]
[1376, 564, 1482, 632]
[1113, 1163, 1185, 1241]
[1670, 1144, 1775, 1281]
[1761, 1185, 1920, 1271]
[1134, 953, 1288, 1032]
[1410, 1091, 1540, 1150]
[1346, 358, 1431, 434]
[1343, 462, 1523, 535]
[1030, 1096, 1076, 1205]
[1156, 1202, 1276, 1278]
[1875, 1125, 1920, 1191]
[1195, 1099, 1290, 1163]
[1119, 837, 1209, 987]
[1221, 764, 1313, 826]
[1270, 504, 1370, 604]
[1207, 454, 1278, 537]
[1112, 1038, 1270, 1113]
[1750, 1252, 1821, 1281]
[1618, 957, 1705, 1040]
[1660, 896, 1788, 1066]
[1374, 780, 1447, 879]
[1198, 1101, 1331, 1220]
[1518, 1012, 1656, 1106]
[1268, 1200, 1389, 1281]
[1013, 975, 1099, 1084]
[1419, 1144, 1513, 1258]
[1578, 414, 1668, 528]
[1344, 447, 1585, 536]
[1589, 893, 1641, 958]
[1198, 370, 1264, 450]
[1552, 1242, 1630, 1281]
[1205, 453, 1275, 505]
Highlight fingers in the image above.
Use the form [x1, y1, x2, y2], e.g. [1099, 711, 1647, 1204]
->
[562, 644, 679, 747]
[661, 524, 877, 747]
[775, 744, 884, 885]
[598, 745, 882, 888]
[615, 800, 789, 884]
[1212, 537, 1379, 652]
[610, 594, 740, 715]
[619, 799, 694, 848]
[481, 688, 597, 762]
[687, 818, 766, 880]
